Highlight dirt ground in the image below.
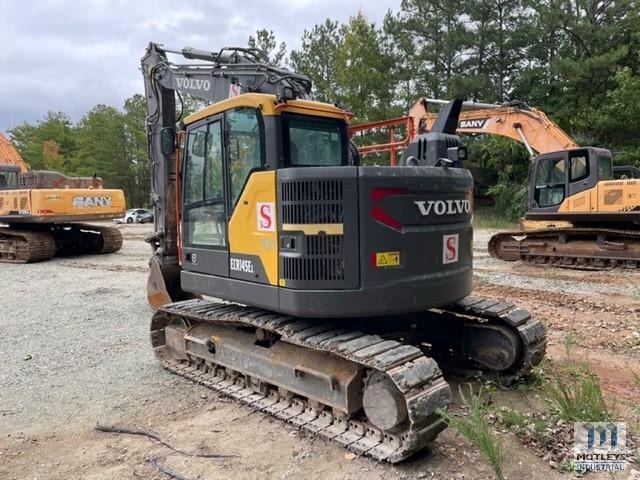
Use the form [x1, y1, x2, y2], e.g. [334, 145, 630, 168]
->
[1, 223, 639, 480]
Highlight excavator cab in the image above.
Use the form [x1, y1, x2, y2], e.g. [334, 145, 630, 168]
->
[0, 165, 20, 190]
[528, 147, 613, 215]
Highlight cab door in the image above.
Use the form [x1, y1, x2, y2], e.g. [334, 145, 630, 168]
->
[530, 152, 567, 213]
[181, 115, 229, 277]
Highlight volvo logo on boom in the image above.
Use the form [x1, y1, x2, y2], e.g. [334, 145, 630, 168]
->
[414, 199, 470, 216]
[175, 77, 212, 92]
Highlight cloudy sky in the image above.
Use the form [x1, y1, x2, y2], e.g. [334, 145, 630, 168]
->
[1, 0, 401, 134]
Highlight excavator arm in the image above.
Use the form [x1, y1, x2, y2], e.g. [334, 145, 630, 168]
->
[350, 97, 578, 162]
[410, 98, 577, 155]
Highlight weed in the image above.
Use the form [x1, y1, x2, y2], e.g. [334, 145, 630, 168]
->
[438, 386, 505, 480]
[545, 365, 613, 423]
[561, 328, 579, 361]
[497, 407, 552, 448]
[631, 369, 640, 388]
[498, 407, 527, 430]
[515, 366, 546, 393]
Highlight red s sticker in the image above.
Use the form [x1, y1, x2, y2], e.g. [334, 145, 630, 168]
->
[442, 234, 459, 264]
[256, 202, 275, 231]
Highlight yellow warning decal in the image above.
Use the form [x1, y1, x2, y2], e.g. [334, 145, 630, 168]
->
[375, 251, 400, 267]
[278, 278, 286, 287]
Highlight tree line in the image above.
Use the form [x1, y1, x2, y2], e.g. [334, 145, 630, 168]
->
[9, 1, 640, 215]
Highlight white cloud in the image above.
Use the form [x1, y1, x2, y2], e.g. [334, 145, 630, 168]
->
[0, 0, 399, 132]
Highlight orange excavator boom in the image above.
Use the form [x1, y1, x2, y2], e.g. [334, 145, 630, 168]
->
[411, 98, 577, 155]
[350, 97, 578, 161]
[0, 133, 30, 172]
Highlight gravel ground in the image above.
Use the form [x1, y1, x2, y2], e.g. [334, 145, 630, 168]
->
[474, 228, 640, 298]
[1, 222, 638, 480]
[0, 226, 192, 436]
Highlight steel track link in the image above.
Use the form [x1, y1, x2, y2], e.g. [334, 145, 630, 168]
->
[489, 227, 640, 269]
[0, 227, 55, 263]
[441, 296, 547, 382]
[153, 299, 452, 463]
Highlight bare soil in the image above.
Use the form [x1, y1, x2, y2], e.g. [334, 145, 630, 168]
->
[1, 224, 638, 479]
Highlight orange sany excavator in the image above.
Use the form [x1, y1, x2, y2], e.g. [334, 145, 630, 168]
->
[351, 98, 640, 269]
[0, 133, 126, 262]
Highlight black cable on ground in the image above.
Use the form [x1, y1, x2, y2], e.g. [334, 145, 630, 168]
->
[95, 423, 237, 459]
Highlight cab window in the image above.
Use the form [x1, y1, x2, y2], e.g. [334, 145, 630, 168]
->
[569, 153, 588, 182]
[534, 157, 566, 207]
[282, 113, 348, 167]
[227, 107, 264, 206]
[598, 155, 613, 180]
[0, 171, 18, 190]
[183, 120, 226, 247]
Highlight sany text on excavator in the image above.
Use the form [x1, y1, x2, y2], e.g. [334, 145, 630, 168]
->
[141, 42, 546, 462]
[353, 98, 640, 269]
[0, 133, 125, 262]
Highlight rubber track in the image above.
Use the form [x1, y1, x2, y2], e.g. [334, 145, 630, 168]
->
[72, 223, 123, 254]
[0, 227, 55, 263]
[488, 227, 640, 269]
[442, 296, 547, 382]
[154, 299, 452, 463]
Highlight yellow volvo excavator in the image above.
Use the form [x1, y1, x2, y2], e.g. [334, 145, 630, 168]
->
[141, 43, 546, 462]
[0, 133, 126, 262]
[355, 98, 640, 269]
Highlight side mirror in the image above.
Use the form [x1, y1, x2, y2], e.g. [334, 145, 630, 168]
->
[160, 128, 176, 156]
[447, 146, 467, 167]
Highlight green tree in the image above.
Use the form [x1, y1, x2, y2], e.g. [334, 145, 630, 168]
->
[290, 19, 342, 103]
[9, 111, 76, 170]
[388, 0, 468, 99]
[72, 105, 132, 201]
[333, 13, 399, 121]
[248, 29, 287, 66]
[514, 0, 638, 131]
[123, 94, 150, 207]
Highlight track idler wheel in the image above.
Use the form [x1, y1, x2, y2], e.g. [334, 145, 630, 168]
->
[462, 323, 522, 371]
[363, 373, 408, 431]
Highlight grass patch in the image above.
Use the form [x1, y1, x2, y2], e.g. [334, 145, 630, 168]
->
[497, 407, 553, 449]
[473, 206, 518, 229]
[545, 363, 613, 423]
[561, 328, 579, 361]
[438, 386, 505, 480]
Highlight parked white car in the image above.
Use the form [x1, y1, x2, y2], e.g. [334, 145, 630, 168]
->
[113, 208, 151, 224]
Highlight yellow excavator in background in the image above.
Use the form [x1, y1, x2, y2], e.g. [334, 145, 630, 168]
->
[0, 133, 126, 262]
[353, 98, 640, 269]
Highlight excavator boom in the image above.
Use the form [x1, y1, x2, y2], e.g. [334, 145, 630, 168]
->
[0, 133, 30, 173]
[410, 98, 578, 155]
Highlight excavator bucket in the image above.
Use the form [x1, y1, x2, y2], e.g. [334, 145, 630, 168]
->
[147, 256, 199, 310]
[147, 256, 174, 309]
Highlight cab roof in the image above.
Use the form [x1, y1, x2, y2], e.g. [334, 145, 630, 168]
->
[183, 93, 352, 125]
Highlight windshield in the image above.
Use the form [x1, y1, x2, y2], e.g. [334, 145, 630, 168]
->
[0, 171, 18, 190]
[283, 114, 348, 167]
